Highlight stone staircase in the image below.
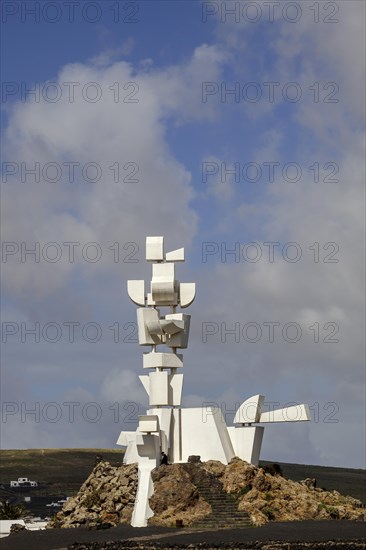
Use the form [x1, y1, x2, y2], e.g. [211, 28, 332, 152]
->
[181, 463, 252, 529]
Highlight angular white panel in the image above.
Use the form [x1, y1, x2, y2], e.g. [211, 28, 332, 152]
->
[127, 280, 145, 306]
[168, 373, 184, 406]
[136, 308, 162, 345]
[116, 431, 128, 446]
[232, 425, 264, 466]
[138, 415, 159, 432]
[179, 282, 196, 308]
[117, 431, 140, 464]
[149, 370, 169, 406]
[234, 395, 265, 424]
[146, 236, 164, 261]
[139, 375, 150, 396]
[143, 352, 183, 369]
[259, 404, 311, 423]
[148, 407, 173, 453]
[165, 314, 190, 348]
[180, 407, 235, 464]
[166, 248, 185, 262]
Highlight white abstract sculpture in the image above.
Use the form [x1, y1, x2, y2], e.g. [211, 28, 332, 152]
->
[117, 236, 311, 527]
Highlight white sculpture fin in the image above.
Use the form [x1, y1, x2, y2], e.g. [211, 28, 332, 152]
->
[139, 375, 150, 396]
[166, 248, 185, 262]
[234, 395, 265, 424]
[168, 373, 184, 406]
[259, 404, 311, 423]
[127, 280, 145, 306]
[179, 282, 196, 308]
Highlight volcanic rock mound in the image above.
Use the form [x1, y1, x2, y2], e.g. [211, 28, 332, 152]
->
[49, 458, 365, 529]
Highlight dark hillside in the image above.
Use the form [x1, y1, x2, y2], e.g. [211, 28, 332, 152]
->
[0, 449, 123, 495]
[260, 460, 366, 503]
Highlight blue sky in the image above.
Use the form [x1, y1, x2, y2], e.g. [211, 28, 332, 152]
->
[1, 1, 365, 468]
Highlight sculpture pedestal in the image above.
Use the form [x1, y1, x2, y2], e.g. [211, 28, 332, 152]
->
[228, 425, 264, 466]
[131, 433, 160, 527]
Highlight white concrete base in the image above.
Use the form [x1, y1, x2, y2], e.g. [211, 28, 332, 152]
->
[119, 410, 265, 467]
[117, 401, 310, 526]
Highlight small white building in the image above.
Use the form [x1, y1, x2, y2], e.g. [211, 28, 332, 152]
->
[10, 477, 38, 488]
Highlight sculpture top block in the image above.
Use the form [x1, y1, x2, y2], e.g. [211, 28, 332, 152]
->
[127, 236, 196, 309]
[146, 236, 185, 263]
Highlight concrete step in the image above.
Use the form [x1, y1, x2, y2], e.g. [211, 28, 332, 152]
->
[196, 519, 251, 524]
[209, 506, 239, 509]
[194, 521, 251, 528]
[194, 518, 250, 527]
[181, 463, 252, 529]
[208, 502, 240, 506]
[197, 515, 250, 520]
[198, 496, 236, 502]
[204, 508, 242, 513]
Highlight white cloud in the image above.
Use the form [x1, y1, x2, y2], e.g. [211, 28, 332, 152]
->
[2, 45, 228, 303]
